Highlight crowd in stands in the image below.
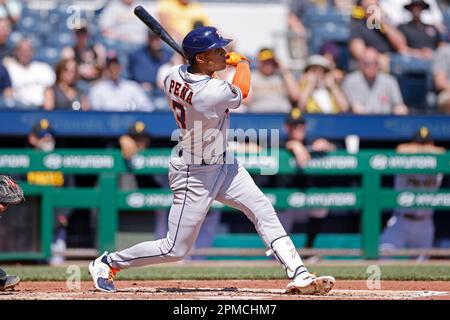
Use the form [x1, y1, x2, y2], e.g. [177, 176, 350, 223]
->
[2, 0, 450, 260]
[0, 0, 450, 115]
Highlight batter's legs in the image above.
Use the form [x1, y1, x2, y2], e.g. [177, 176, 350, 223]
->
[215, 162, 335, 294]
[215, 162, 287, 247]
[106, 161, 227, 269]
[215, 163, 306, 277]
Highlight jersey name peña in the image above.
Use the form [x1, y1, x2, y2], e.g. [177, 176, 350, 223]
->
[168, 80, 193, 105]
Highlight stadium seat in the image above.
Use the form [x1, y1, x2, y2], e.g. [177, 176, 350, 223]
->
[309, 22, 350, 55]
[0, 97, 14, 109]
[390, 55, 432, 112]
[390, 54, 431, 75]
[47, 8, 61, 27]
[151, 88, 172, 111]
[302, 6, 349, 29]
[313, 234, 361, 260]
[396, 74, 431, 112]
[21, 8, 43, 20]
[35, 46, 62, 66]
[45, 32, 75, 48]
[313, 234, 361, 249]
[213, 234, 308, 249]
[18, 15, 39, 33]
[8, 31, 23, 46]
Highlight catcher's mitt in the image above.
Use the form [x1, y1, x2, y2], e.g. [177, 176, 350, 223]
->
[0, 175, 25, 207]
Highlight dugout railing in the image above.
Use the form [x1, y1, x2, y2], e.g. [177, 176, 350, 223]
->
[1, 148, 450, 261]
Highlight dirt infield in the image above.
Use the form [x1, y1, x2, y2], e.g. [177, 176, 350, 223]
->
[1, 280, 449, 300]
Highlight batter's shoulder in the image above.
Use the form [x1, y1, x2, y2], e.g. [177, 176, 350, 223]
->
[162, 64, 184, 87]
[167, 64, 184, 76]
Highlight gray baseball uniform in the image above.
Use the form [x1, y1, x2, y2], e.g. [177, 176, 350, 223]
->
[107, 65, 303, 274]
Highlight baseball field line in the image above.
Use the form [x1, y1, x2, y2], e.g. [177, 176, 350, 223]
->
[2, 264, 450, 281]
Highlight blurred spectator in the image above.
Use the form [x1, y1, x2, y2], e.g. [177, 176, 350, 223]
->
[398, 0, 442, 60]
[118, 121, 157, 189]
[0, 18, 12, 60]
[298, 55, 349, 113]
[380, 0, 444, 31]
[27, 118, 57, 152]
[118, 121, 165, 189]
[349, 0, 408, 70]
[43, 58, 89, 111]
[99, 0, 147, 45]
[0, 61, 11, 99]
[157, 0, 211, 42]
[246, 48, 299, 113]
[319, 42, 346, 84]
[118, 121, 168, 232]
[61, 22, 106, 83]
[285, 109, 336, 168]
[4, 39, 55, 108]
[27, 119, 75, 265]
[343, 47, 409, 114]
[286, 0, 311, 61]
[128, 30, 173, 94]
[287, 0, 314, 35]
[0, 0, 22, 27]
[119, 121, 151, 162]
[89, 51, 154, 111]
[280, 109, 336, 255]
[380, 127, 445, 260]
[432, 43, 450, 113]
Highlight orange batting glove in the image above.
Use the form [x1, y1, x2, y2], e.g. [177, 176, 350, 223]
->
[226, 52, 250, 67]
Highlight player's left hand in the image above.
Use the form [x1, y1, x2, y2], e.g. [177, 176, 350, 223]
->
[226, 52, 250, 67]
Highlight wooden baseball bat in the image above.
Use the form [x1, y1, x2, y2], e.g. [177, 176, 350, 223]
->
[134, 6, 186, 59]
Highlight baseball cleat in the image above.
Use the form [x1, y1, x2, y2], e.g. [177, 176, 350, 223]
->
[0, 275, 20, 291]
[89, 251, 119, 293]
[286, 273, 335, 295]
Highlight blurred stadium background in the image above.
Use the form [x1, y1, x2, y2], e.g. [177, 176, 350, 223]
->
[1, 0, 450, 265]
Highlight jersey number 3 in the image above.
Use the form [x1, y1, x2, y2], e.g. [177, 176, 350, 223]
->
[171, 100, 186, 129]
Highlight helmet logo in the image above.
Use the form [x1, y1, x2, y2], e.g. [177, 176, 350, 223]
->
[215, 30, 222, 38]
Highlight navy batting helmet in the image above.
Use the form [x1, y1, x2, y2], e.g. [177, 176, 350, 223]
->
[182, 26, 232, 62]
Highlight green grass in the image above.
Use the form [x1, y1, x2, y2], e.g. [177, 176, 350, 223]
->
[2, 265, 450, 281]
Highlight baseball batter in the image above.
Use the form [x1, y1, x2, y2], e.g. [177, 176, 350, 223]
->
[89, 26, 335, 295]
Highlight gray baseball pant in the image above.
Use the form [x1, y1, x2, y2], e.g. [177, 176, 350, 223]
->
[107, 156, 288, 269]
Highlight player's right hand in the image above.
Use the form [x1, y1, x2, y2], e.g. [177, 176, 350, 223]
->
[226, 52, 250, 67]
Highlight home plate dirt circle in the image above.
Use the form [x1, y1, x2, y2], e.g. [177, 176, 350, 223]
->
[0, 280, 449, 300]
